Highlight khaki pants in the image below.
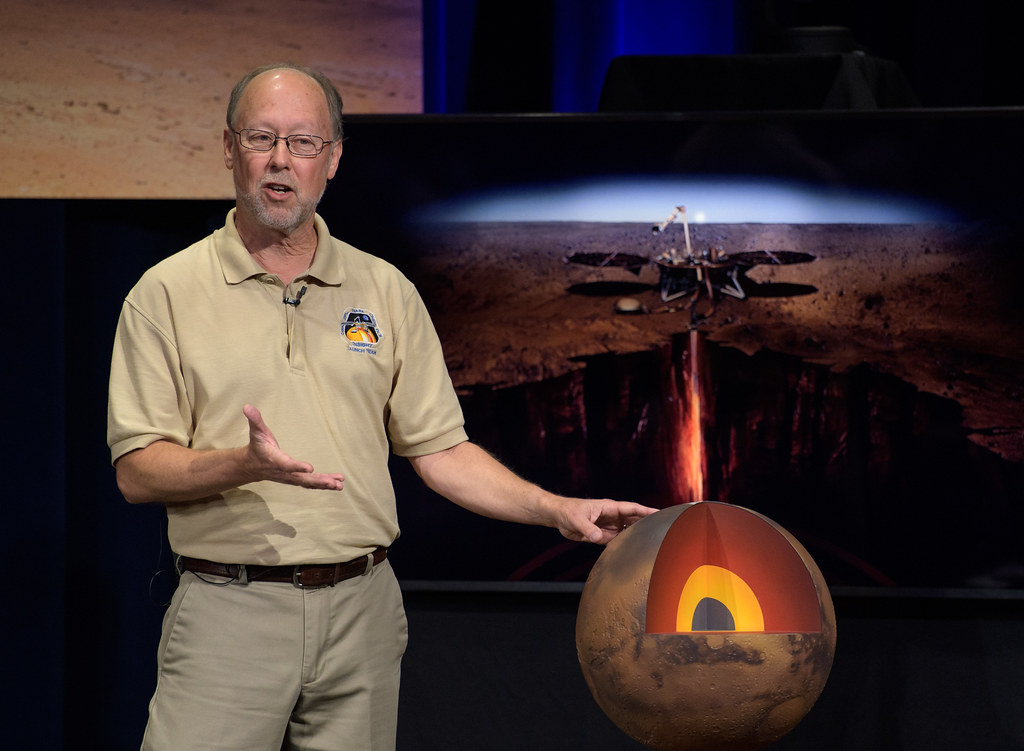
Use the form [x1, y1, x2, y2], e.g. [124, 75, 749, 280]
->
[141, 561, 407, 751]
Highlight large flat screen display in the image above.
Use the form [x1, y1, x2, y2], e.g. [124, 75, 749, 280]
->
[319, 111, 1024, 591]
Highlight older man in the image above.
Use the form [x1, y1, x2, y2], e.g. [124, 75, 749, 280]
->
[107, 63, 654, 751]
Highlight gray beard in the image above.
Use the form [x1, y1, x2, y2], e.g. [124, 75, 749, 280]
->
[237, 184, 324, 234]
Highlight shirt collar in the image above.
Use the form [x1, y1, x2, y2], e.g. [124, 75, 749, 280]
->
[217, 208, 346, 287]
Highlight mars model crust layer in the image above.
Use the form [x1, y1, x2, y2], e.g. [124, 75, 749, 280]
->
[576, 503, 837, 751]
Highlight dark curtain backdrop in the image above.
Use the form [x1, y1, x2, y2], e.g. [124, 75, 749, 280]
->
[423, 0, 1024, 113]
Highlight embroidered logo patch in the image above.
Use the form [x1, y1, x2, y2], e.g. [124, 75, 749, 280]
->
[342, 308, 383, 354]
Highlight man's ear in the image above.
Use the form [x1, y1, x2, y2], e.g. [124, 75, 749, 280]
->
[223, 128, 235, 170]
[326, 141, 343, 180]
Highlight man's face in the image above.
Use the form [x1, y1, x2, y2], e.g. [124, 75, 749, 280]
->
[223, 69, 342, 235]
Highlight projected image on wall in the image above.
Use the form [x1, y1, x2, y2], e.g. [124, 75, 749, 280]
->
[1, 0, 422, 199]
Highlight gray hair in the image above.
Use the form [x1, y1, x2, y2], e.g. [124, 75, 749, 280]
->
[226, 62, 344, 141]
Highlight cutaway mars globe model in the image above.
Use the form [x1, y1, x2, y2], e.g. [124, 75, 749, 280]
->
[576, 502, 836, 751]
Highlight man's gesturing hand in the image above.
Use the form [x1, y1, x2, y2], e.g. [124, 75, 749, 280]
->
[242, 404, 345, 491]
[112, 405, 346, 504]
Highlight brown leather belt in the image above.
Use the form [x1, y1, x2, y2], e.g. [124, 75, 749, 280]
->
[178, 547, 387, 588]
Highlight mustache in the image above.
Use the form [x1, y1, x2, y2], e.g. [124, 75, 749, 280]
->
[260, 176, 297, 191]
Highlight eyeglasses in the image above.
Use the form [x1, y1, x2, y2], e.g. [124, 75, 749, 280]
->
[233, 128, 333, 157]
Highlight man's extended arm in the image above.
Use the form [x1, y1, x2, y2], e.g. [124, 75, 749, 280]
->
[115, 404, 345, 504]
[408, 441, 656, 544]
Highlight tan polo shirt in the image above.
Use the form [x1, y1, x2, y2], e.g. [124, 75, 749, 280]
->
[107, 210, 467, 565]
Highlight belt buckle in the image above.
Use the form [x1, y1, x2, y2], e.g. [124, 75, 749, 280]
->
[292, 565, 312, 588]
[361, 552, 374, 576]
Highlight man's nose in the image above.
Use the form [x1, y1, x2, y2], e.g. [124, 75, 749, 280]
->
[267, 138, 292, 165]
